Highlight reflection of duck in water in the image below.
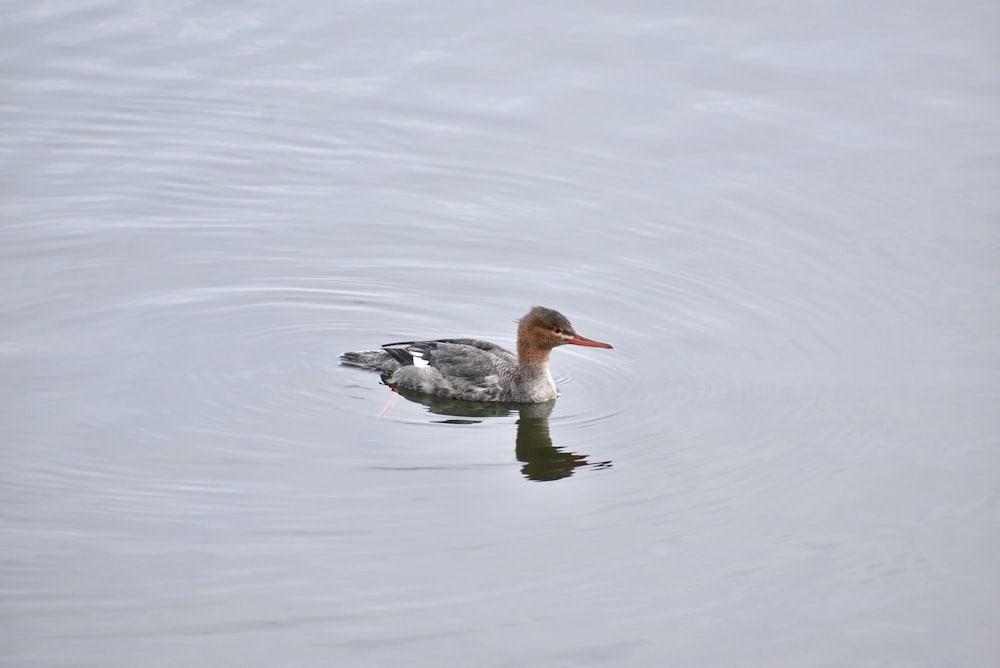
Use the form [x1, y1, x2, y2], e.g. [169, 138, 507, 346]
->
[389, 389, 612, 482]
[340, 306, 612, 403]
[512, 402, 612, 482]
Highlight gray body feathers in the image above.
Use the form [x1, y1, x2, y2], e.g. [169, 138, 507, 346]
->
[340, 338, 555, 403]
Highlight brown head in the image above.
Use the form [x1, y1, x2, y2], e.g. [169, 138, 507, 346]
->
[516, 306, 613, 365]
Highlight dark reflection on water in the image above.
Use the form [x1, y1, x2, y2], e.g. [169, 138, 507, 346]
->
[392, 386, 612, 482]
[514, 406, 613, 482]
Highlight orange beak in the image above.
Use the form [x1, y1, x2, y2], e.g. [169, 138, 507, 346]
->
[566, 334, 613, 349]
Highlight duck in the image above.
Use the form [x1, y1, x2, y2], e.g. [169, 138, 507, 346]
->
[340, 306, 613, 403]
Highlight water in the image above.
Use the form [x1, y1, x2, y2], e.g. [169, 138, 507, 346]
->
[2, 1, 998, 666]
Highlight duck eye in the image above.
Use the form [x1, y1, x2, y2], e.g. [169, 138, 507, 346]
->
[554, 328, 562, 334]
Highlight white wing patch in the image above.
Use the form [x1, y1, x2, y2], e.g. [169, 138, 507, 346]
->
[411, 350, 430, 368]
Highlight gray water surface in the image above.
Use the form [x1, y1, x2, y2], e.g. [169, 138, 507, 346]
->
[2, 1, 999, 666]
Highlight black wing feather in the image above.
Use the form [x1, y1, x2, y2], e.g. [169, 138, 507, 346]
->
[380, 339, 515, 377]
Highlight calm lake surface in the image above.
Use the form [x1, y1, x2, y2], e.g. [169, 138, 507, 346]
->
[2, 1, 999, 666]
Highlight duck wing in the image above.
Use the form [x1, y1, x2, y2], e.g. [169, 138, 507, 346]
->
[381, 338, 516, 376]
[381, 338, 519, 401]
